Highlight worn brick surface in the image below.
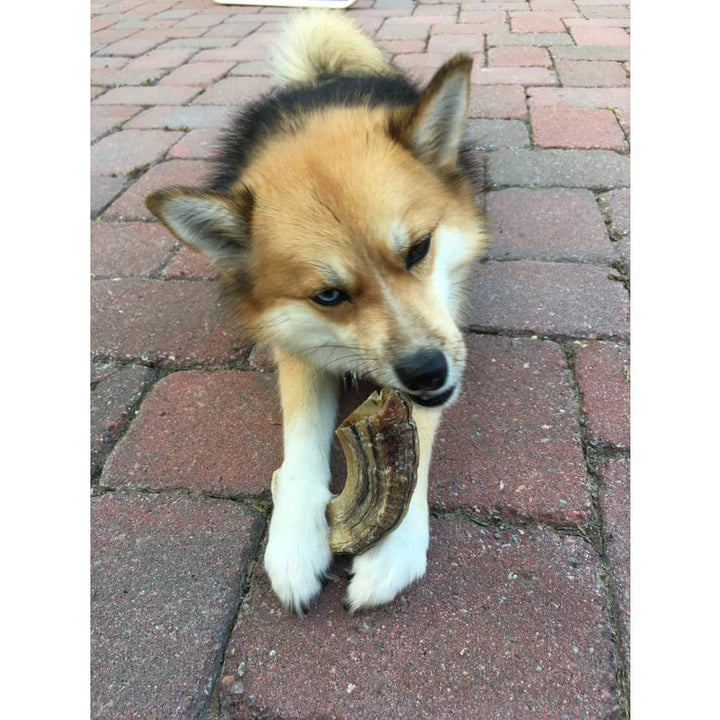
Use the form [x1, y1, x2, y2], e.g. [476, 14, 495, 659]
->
[123, 47, 196, 70]
[487, 31, 574, 47]
[599, 187, 631, 239]
[125, 104, 233, 129]
[487, 149, 630, 188]
[91, 221, 175, 277]
[467, 260, 629, 338]
[556, 59, 629, 87]
[93, 64, 168, 89]
[158, 60, 235, 86]
[92, 173, 127, 219]
[426, 33, 484, 55]
[91, 364, 154, 476]
[472, 66, 558, 85]
[528, 86, 630, 111]
[192, 32, 278, 62]
[511, 12, 566, 33]
[102, 370, 282, 495]
[91, 128, 183, 175]
[487, 45, 552, 66]
[597, 456, 630, 674]
[91, 104, 142, 141]
[377, 23, 430, 40]
[91, 278, 247, 363]
[103, 160, 211, 220]
[93, 84, 201, 105]
[203, 20, 264, 38]
[166, 128, 219, 158]
[162, 245, 218, 278]
[486, 188, 613, 262]
[220, 518, 618, 719]
[191, 76, 274, 105]
[94, 35, 164, 57]
[465, 118, 530, 149]
[574, 341, 630, 448]
[431, 335, 590, 522]
[531, 106, 627, 150]
[91, 492, 264, 720]
[599, 188, 631, 271]
[468, 84, 528, 118]
[570, 25, 630, 46]
[551, 45, 630, 63]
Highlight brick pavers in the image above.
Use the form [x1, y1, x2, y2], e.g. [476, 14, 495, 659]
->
[220, 519, 618, 719]
[91, 1, 631, 717]
[102, 370, 282, 496]
[91, 278, 248, 363]
[431, 335, 591, 523]
[91, 492, 264, 719]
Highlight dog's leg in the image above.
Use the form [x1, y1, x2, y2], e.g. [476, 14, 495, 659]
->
[263, 348, 339, 614]
[344, 405, 442, 612]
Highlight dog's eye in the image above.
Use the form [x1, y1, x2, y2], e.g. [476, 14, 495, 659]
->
[406, 233, 432, 270]
[312, 288, 350, 306]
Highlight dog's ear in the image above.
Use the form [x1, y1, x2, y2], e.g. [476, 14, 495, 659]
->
[145, 186, 253, 269]
[400, 54, 473, 171]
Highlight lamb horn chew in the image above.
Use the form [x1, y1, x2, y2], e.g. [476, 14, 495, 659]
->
[327, 388, 419, 555]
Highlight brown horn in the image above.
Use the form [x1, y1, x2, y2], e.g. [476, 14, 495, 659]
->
[326, 388, 419, 555]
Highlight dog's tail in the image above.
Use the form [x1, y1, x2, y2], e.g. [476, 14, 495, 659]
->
[272, 10, 393, 86]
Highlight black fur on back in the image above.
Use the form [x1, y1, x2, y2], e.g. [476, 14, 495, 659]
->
[207, 72, 483, 201]
[208, 74, 421, 192]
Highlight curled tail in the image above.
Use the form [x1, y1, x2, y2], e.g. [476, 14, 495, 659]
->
[272, 10, 394, 86]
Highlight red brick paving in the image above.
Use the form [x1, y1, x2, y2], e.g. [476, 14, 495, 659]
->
[91, 221, 175, 277]
[555, 58, 629, 87]
[487, 45, 552, 66]
[485, 187, 613, 262]
[91, 278, 248, 363]
[90, 128, 183, 174]
[468, 261, 630, 339]
[102, 370, 282, 496]
[91, 492, 264, 720]
[161, 244, 218, 277]
[103, 159, 212, 219]
[91, 1, 630, 717]
[574, 341, 630, 448]
[220, 520, 617, 719]
[530, 105, 627, 150]
[432, 335, 591, 523]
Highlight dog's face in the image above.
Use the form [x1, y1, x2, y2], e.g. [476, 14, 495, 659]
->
[146, 57, 486, 407]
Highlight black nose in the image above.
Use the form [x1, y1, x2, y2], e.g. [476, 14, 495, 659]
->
[394, 349, 448, 392]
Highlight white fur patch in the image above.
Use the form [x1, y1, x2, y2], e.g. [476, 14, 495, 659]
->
[432, 225, 475, 319]
[264, 473, 333, 613]
[345, 502, 429, 612]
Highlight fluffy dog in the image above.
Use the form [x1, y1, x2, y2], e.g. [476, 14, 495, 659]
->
[146, 10, 487, 613]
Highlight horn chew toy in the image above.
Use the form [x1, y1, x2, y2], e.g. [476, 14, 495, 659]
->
[326, 388, 419, 555]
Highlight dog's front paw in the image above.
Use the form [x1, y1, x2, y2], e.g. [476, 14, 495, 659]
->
[344, 505, 429, 613]
[264, 481, 333, 614]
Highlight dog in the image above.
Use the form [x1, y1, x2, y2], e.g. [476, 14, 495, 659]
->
[146, 10, 487, 614]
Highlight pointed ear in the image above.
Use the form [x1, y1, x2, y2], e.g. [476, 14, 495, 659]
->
[402, 54, 473, 170]
[145, 186, 253, 269]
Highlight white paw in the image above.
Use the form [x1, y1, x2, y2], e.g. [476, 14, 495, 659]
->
[264, 477, 333, 614]
[344, 504, 429, 613]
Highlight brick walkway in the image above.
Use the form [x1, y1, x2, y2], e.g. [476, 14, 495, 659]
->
[91, 1, 630, 718]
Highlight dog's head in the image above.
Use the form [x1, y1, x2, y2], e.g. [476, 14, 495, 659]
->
[146, 55, 486, 407]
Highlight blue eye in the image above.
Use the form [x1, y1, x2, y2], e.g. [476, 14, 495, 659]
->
[406, 233, 432, 270]
[312, 288, 350, 306]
